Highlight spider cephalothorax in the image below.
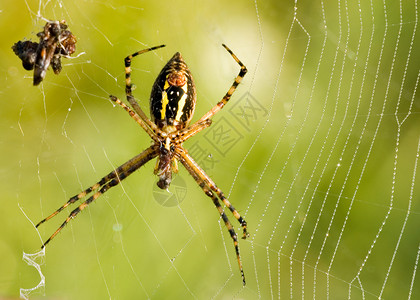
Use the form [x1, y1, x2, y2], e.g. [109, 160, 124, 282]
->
[36, 44, 249, 285]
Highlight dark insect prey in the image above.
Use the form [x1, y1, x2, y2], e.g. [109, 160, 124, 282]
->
[12, 20, 77, 85]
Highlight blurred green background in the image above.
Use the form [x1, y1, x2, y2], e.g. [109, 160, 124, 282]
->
[1, 0, 420, 299]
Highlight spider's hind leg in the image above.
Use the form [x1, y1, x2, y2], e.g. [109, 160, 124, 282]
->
[175, 147, 248, 285]
[36, 145, 159, 248]
[35, 174, 113, 228]
[213, 190, 248, 240]
[205, 186, 246, 285]
[40, 176, 120, 248]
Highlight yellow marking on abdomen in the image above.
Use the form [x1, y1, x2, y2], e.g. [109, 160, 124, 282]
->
[160, 80, 171, 119]
[175, 82, 189, 121]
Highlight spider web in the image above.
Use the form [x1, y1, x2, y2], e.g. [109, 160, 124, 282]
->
[2, 0, 420, 299]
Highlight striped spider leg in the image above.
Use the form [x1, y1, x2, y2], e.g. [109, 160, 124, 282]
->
[123, 44, 166, 135]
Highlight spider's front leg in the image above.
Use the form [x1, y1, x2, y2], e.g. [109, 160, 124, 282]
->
[123, 45, 165, 133]
[198, 44, 247, 123]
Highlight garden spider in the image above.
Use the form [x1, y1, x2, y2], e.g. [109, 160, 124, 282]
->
[36, 44, 249, 285]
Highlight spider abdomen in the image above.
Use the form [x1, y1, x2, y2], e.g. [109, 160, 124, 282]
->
[150, 52, 196, 132]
